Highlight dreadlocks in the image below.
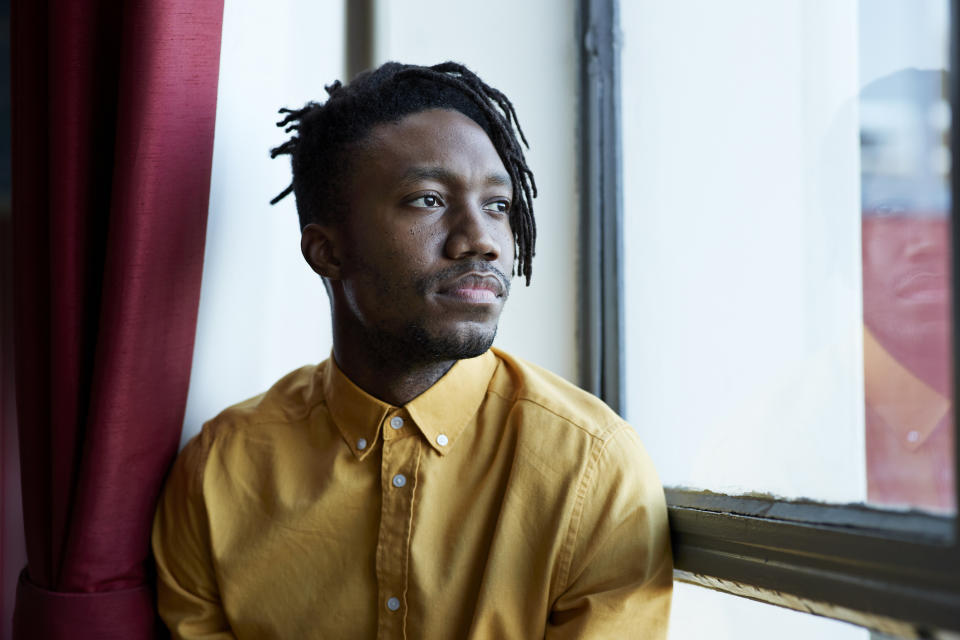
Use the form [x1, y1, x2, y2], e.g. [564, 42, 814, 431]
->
[269, 61, 538, 284]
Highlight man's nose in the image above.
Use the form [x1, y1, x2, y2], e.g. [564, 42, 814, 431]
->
[902, 219, 946, 260]
[444, 202, 501, 260]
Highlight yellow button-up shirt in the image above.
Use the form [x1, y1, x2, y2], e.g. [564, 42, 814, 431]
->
[153, 348, 672, 639]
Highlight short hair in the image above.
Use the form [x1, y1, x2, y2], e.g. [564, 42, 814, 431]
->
[269, 61, 538, 284]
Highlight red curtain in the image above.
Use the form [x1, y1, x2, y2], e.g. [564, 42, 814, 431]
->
[10, 1, 223, 637]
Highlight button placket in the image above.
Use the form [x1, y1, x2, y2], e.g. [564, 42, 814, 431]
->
[383, 412, 412, 443]
[375, 430, 422, 637]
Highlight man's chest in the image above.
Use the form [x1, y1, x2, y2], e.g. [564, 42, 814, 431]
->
[204, 426, 584, 639]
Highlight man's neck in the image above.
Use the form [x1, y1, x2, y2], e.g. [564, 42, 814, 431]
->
[332, 341, 456, 406]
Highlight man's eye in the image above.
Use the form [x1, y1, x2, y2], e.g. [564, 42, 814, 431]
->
[485, 200, 510, 214]
[410, 194, 442, 208]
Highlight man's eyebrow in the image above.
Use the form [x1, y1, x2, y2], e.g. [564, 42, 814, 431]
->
[398, 166, 512, 188]
[485, 172, 512, 187]
[398, 166, 456, 186]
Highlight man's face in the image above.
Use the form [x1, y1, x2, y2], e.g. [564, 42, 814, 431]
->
[328, 108, 515, 363]
[862, 214, 951, 394]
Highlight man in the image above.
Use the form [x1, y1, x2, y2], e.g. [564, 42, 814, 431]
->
[860, 68, 954, 512]
[152, 61, 672, 639]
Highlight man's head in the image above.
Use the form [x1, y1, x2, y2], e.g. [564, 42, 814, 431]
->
[860, 68, 951, 395]
[270, 62, 537, 368]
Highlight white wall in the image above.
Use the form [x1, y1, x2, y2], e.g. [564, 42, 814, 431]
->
[182, 0, 344, 444]
[183, 0, 580, 442]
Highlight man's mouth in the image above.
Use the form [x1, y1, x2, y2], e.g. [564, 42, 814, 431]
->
[893, 270, 948, 303]
[435, 271, 507, 304]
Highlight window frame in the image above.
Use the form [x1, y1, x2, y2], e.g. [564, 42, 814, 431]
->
[578, 0, 960, 634]
[578, 0, 624, 415]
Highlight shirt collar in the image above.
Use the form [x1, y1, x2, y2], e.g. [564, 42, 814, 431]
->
[321, 350, 498, 459]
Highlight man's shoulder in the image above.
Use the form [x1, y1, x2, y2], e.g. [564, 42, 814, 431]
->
[487, 348, 661, 503]
[195, 362, 327, 446]
[488, 347, 626, 443]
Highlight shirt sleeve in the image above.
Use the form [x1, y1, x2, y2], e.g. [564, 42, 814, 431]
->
[152, 427, 237, 639]
[545, 424, 673, 639]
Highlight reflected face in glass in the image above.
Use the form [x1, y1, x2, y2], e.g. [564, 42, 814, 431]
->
[862, 212, 951, 394]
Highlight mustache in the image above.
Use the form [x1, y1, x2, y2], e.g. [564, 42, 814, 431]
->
[418, 262, 512, 297]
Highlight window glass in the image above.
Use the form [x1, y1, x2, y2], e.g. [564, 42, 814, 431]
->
[860, 4, 953, 512]
[622, 0, 954, 514]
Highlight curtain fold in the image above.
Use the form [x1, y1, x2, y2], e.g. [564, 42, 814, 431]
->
[10, 0, 224, 637]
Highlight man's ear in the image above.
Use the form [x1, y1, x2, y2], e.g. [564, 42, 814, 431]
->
[301, 223, 343, 279]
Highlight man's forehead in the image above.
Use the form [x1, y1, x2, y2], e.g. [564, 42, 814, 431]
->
[397, 166, 512, 189]
[356, 109, 509, 181]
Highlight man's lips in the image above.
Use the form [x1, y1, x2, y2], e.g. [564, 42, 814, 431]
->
[436, 272, 506, 304]
[893, 271, 948, 303]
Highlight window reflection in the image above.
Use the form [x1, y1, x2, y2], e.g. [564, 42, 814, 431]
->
[861, 67, 955, 512]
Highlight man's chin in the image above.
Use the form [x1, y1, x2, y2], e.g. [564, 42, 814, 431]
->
[415, 326, 497, 361]
[393, 317, 498, 361]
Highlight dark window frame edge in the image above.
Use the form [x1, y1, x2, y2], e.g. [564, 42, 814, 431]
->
[667, 491, 960, 633]
[666, 488, 955, 544]
[578, 0, 624, 414]
[345, 0, 375, 80]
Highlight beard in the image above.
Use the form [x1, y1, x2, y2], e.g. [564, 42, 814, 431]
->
[405, 320, 498, 361]
[358, 317, 499, 369]
[355, 260, 509, 366]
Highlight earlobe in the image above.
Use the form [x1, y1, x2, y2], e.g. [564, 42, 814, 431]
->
[301, 223, 342, 279]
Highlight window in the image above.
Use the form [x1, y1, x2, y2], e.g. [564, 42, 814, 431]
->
[581, 0, 960, 635]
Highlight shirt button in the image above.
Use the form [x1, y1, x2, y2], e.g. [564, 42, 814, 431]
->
[386, 596, 400, 611]
[356, 438, 367, 451]
[907, 430, 920, 443]
[392, 473, 407, 488]
[436, 434, 449, 446]
[390, 416, 404, 430]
